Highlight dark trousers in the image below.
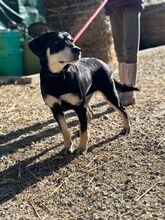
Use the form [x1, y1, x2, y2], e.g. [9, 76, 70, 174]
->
[110, 10, 141, 63]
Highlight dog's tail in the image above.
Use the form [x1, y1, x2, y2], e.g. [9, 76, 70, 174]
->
[114, 79, 140, 93]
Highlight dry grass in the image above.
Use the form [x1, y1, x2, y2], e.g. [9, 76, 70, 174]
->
[0, 46, 165, 219]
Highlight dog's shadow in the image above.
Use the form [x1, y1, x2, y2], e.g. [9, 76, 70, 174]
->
[0, 102, 118, 204]
[0, 134, 119, 204]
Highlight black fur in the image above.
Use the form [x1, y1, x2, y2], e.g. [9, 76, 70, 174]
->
[114, 79, 140, 93]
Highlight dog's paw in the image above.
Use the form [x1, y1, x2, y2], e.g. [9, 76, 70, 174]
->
[63, 146, 75, 155]
[120, 127, 130, 135]
[74, 147, 87, 155]
[69, 145, 75, 154]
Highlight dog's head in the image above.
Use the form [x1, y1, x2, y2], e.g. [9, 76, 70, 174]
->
[29, 31, 81, 73]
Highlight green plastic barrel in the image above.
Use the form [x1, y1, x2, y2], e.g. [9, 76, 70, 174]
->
[0, 49, 23, 76]
[0, 30, 21, 51]
[0, 30, 23, 76]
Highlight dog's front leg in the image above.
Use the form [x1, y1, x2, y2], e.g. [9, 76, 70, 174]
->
[51, 105, 73, 154]
[75, 107, 89, 154]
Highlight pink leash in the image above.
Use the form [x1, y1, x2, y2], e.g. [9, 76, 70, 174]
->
[73, 0, 108, 43]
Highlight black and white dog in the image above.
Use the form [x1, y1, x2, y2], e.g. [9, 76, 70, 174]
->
[29, 31, 139, 154]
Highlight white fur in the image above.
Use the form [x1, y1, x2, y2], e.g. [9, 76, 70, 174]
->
[46, 48, 76, 73]
[58, 33, 64, 39]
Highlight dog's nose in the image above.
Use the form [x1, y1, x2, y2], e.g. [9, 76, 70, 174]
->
[72, 46, 81, 54]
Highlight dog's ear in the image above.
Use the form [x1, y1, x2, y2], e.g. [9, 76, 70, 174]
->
[28, 33, 50, 60]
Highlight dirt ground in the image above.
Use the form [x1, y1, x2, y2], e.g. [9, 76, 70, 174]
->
[0, 46, 165, 220]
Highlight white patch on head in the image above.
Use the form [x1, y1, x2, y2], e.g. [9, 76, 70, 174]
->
[65, 34, 73, 42]
[58, 33, 64, 39]
[60, 93, 81, 106]
[46, 48, 76, 73]
[44, 95, 61, 108]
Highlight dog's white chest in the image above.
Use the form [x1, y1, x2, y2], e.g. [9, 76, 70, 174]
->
[44, 93, 81, 108]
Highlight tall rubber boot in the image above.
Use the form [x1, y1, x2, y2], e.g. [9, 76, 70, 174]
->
[119, 62, 125, 82]
[120, 63, 137, 106]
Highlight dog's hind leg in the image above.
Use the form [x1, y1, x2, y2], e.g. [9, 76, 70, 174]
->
[51, 105, 73, 154]
[86, 93, 94, 123]
[87, 105, 93, 123]
[75, 107, 89, 154]
[102, 89, 130, 135]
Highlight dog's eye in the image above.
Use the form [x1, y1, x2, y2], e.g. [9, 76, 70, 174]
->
[54, 41, 58, 45]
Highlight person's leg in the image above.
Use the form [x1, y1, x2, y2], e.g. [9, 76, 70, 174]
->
[121, 10, 141, 106]
[110, 12, 125, 83]
[124, 10, 140, 64]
